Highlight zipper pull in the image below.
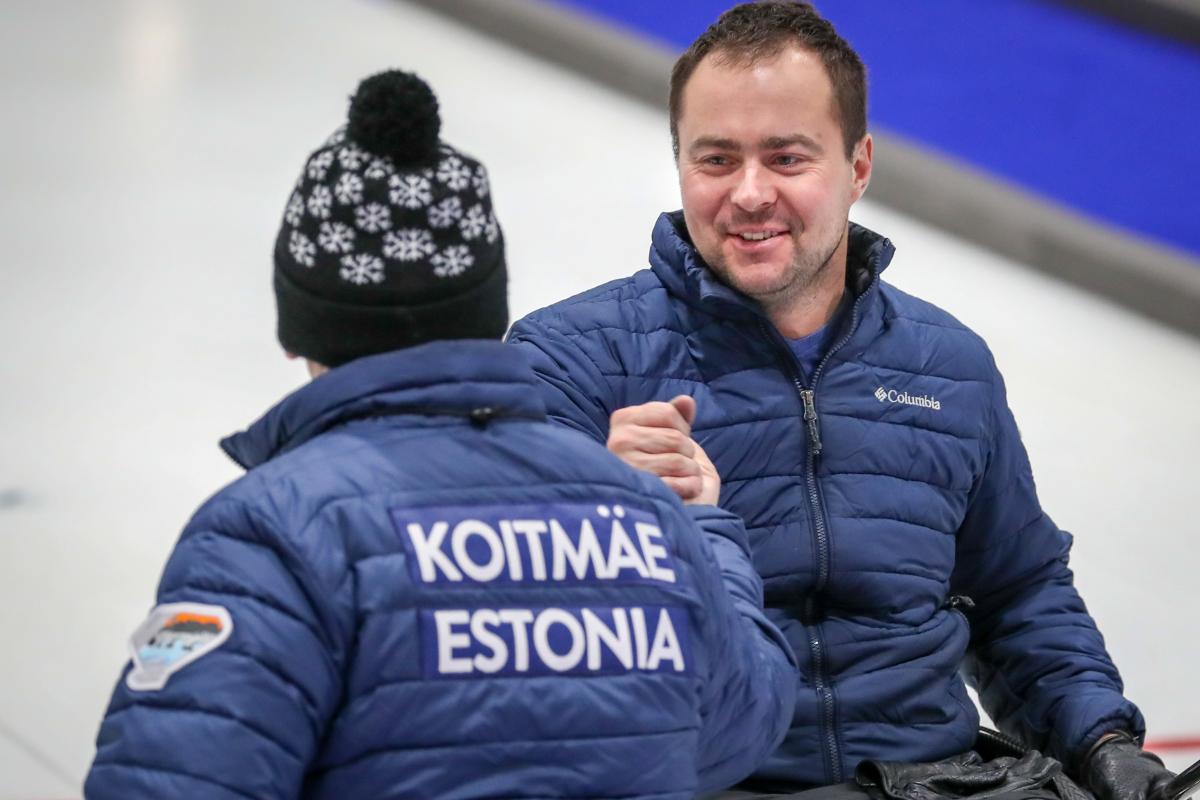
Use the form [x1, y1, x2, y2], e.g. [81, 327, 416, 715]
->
[801, 389, 823, 454]
[946, 595, 975, 611]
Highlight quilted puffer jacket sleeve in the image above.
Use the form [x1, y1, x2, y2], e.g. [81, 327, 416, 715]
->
[507, 314, 613, 442]
[951, 352, 1144, 770]
[674, 502, 798, 792]
[85, 491, 348, 800]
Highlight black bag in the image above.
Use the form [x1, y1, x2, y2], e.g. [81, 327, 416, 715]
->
[854, 750, 1091, 800]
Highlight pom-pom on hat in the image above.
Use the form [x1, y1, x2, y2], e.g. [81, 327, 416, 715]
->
[274, 69, 507, 368]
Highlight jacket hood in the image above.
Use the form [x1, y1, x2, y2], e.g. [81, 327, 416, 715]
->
[648, 210, 896, 317]
[220, 340, 547, 470]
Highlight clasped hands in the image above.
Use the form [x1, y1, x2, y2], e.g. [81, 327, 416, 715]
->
[606, 395, 720, 506]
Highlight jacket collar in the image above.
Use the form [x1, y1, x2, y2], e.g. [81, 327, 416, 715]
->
[648, 210, 896, 319]
[220, 340, 547, 470]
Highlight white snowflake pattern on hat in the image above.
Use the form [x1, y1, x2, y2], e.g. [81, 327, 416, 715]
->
[307, 151, 334, 181]
[472, 166, 490, 198]
[431, 244, 474, 278]
[307, 185, 333, 219]
[339, 253, 385, 285]
[318, 221, 355, 254]
[289, 231, 317, 267]
[428, 196, 463, 229]
[338, 145, 367, 171]
[355, 203, 391, 233]
[285, 191, 304, 226]
[364, 157, 394, 180]
[388, 174, 432, 209]
[460, 204, 488, 240]
[334, 173, 364, 205]
[484, 211, 500, 244]
[437, 156, 473, 191]
[383, 229, 436, 262]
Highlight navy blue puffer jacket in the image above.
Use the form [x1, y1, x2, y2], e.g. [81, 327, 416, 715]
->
[508, 213, 1144, 791]
[85, 340, 796, 799]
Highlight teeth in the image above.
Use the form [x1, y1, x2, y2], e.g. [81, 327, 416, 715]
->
[739, 231, 778, 241]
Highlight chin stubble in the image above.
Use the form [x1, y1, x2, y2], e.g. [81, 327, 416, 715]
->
[711, 225, 845, 311]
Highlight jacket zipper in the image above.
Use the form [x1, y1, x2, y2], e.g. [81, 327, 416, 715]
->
[757, 273, 878, 785]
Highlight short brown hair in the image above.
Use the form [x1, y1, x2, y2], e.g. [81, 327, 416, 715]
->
[669, 1, 868, 160]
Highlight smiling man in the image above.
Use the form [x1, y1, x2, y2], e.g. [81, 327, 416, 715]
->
[508, 2, 1166, 798]
[675, 45, 869, 342]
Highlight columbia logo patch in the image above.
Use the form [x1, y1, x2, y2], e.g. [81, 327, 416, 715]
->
[875, 386, 942, 411]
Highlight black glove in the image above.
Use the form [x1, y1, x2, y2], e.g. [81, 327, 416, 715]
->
[1082, 733, 1175, 800]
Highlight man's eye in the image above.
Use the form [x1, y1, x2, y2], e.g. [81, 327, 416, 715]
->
[703, 155, 727, 166]
[775, 155, 803, 167]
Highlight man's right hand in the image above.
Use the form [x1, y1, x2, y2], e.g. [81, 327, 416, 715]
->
[1082, 734, 1175, 800]
[607, 395, 720, 505]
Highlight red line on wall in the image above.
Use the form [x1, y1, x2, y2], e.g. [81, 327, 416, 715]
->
[1146, 737, 1200, 752]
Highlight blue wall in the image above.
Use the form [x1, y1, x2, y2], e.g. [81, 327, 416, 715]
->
[554, 0, 1200, 260]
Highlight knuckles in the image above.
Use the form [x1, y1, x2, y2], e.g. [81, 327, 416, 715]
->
[663, 475, 704, 499]
[610, 401, 689, 432]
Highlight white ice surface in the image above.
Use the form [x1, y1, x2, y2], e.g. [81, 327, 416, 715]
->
[0, 0, 1196, 796]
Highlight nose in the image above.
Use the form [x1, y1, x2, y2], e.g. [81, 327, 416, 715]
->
[729, 163, 776, 213]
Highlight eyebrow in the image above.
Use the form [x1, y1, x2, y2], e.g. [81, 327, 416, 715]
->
[688, 133, 824, 156]
[688, 136, 740, 155]
[763, 134, 823, 153]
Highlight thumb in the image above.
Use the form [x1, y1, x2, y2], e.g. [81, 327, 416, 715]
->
[669, 394, 697, 427]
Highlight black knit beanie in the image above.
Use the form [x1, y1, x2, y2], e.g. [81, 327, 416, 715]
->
[274, 70, 508, 367]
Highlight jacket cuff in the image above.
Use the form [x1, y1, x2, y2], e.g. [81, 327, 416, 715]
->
[684, 505, 750, 555]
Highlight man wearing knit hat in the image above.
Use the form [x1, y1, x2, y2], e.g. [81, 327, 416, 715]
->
[83, 70, 796, 799]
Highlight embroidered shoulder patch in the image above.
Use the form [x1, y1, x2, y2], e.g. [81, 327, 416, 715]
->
[125, 603, 233, 692]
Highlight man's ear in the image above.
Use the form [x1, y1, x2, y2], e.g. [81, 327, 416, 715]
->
[850, 133, 873, 204]
[285, 350, 327, 378]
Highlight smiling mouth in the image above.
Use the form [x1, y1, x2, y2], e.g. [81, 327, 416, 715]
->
[733, 230, 784, 242]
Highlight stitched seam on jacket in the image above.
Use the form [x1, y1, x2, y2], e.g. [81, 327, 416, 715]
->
[103, 702, 305, 762]
[761, 565, 941, 583]
[838, 514, 952, 536]
[956, 513, 1045, 555]
[161, 574, 336, 695]
[316, 724, 698, 777]
[888, 315, 978, 334]
[722, 471, 805, 485]
[825, 565, 945, 582]
[173, 531, 330, 647]
[211, 495, 351, 636]
[821, 410, 983, 442]
[538, 278, 652, 314]
[828, 470, 969, 493]
[596, 360, 777, 383]
[855, 359, 992, 385]
[159, 647, 324, 725]
[88, 759, 260, 800]
[814, 609, 959, 632]
[336, 669, 695, 713]
[568, 337, 612, 402]
[985, 620, 1113, 653]
[561, 322, 691, 339]
[514, 316, 620, 416]
[322, 477, 680, 507]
